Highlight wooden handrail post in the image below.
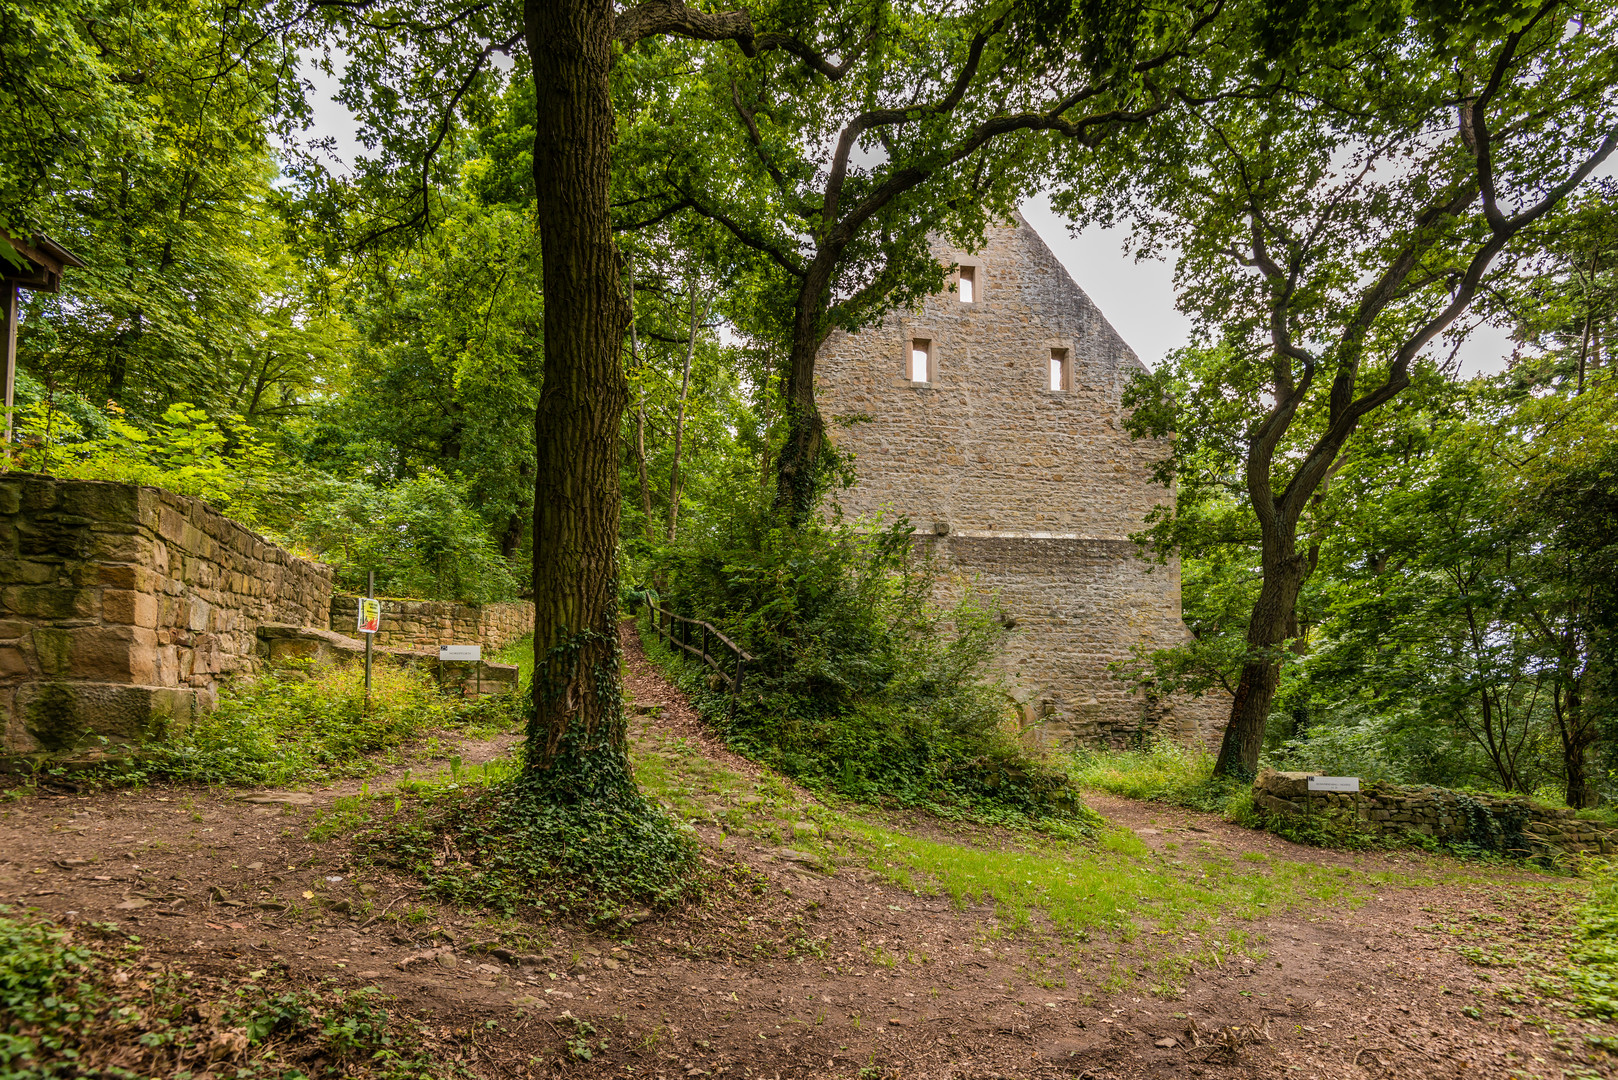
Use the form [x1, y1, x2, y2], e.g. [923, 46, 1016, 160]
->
[730, 654, 746, 724]
[701, 624, 710, 668]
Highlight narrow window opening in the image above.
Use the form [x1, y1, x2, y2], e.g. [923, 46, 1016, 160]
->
[1050, 348, 1069, 391]
[958, 266, 976, 303]
[910, 339, 932, 383]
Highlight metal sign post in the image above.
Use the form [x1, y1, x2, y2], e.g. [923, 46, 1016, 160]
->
[357, 571, 379, 710]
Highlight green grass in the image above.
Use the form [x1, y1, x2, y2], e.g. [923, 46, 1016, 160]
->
[624, 699, 1428, 951]
[67, 661, 518, 789]
[1567, 860, 1618, 1019]
[488, 633, 533, 689]
[1065, 740, 1253, 816]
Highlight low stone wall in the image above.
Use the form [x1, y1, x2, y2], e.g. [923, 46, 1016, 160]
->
[256, 625, 518, 697]
[329, 595, 532, 653]
[1254, 770, 1617, 859]
[1, 473, 335, 754]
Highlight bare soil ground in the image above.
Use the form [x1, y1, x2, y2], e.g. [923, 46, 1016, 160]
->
[1, 627, 1613, 1079]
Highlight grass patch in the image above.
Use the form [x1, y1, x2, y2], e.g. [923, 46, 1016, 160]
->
[0, 906, 470, 1079]
[69, 663, 518, 789]
[488, 633, 534, 688]
[625, 702, 1425, 948]
[1065, 740, 1250, 815]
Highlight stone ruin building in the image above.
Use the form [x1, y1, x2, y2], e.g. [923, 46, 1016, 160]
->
[816, 214, 1223, 747]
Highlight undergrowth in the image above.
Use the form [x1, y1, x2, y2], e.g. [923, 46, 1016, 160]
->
[1066, 740, 1488, 854]
[354, 769, 701, 925]
[0, 906, 468, 1079]
[64, 662, 515, 789]
[1567, 860, 1618, 1019]
[643, 510, 1094, 833]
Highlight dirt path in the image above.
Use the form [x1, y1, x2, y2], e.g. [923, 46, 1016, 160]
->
[0, 628, 1612, 1079]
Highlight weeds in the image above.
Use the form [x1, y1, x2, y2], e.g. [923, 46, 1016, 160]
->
[0, 906, 468, 1078]
[70, 664, 519, 789]
[1567, 860, 1618, 1019]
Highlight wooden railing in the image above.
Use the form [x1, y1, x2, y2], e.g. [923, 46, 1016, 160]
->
[644, 600, 753, 721]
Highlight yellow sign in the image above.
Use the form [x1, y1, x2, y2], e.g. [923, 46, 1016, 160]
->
[357, 597, 381, 634]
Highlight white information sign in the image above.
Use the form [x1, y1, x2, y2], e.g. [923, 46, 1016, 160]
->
[439, 645, 482, 662]
[1307, 775, 1360, 793]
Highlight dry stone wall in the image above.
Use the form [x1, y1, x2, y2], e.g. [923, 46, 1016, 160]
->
[817, 216, 1226, 746]
[1254, 770, 1617, 858]
[1, 473, 334, 754]
[327, 595, 533, 652]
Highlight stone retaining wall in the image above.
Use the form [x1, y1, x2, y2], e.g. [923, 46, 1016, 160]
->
[1254, 770, 1616, 858]
[328, 595, 533, 652]
[1, 473, 335, 754]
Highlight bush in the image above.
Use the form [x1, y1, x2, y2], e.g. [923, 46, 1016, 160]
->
[646, 508, 1090, 829]
[286, 472, 521, 603]
[7, 379, 521, 604]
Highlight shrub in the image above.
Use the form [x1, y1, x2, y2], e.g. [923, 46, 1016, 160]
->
[646, 508, 1091, 829]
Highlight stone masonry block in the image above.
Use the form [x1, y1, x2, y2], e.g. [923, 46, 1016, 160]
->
[58, 481, 140, 522]
[103, 590, 160, 629]
[98, 564, 159, 592]
[9, 681, 195, 752]
[0, 560, 57, 586]
[64, 625, 159, 684]
[2, 586, 97, 621]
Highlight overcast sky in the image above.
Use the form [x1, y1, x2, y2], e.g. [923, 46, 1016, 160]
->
[299, 63, 1523, 377]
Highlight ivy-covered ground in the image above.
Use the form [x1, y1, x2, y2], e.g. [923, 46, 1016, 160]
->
[0, 627, 1613, 1080]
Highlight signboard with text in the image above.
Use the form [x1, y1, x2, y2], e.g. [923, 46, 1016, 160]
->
[357, 597, 381, 634]
[439, 645, 481, 662]
[1307, 775, 1360, 793]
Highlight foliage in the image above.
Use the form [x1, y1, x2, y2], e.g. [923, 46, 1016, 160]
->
[285, 472, 521, 603]
[355, 751, 700, 923]
[83, 663, 506, 789]
[1074, 0, 1618, 776]
[648, 502, 1088, 828]
[7, 375, 521, 603]
[5, 0, 328, 421]
[1067, 740, 1251, 816]
[1567, 860, 1618, 1019]
[0, 907, 467, 1079]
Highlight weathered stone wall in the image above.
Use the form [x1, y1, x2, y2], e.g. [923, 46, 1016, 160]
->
[1254, 770, 1617, 858]
[922, 535, 1211, 746]
[328, 595, 533, 652]
[1, 473, 335, 754]
[817, 216, 1226, 745]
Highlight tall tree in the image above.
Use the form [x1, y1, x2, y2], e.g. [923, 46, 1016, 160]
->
[617, 0, 1230, 523]
[1085, 0, 1618, 777]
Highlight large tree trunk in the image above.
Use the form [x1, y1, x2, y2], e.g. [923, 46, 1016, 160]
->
[1213, 523, 1310, 780]
[524, 0, 631, 784]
